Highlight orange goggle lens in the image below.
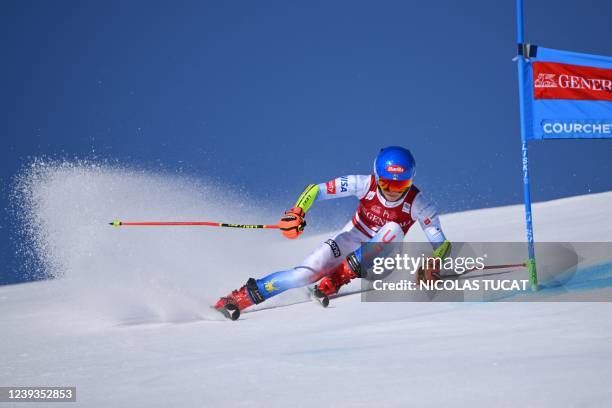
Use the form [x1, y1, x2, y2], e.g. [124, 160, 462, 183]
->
[377, 178, 413, 193]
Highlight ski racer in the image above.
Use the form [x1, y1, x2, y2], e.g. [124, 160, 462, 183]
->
[215, 146, 451, 318]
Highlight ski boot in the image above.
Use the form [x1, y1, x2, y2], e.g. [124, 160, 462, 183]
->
[315, 252, 363, 297]
[215, 278, 265, 320]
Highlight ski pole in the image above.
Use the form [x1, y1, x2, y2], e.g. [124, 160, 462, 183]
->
[109, 220, 280, 229]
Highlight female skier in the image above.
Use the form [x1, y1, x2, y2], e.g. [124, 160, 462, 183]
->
[215, 146, 451, 319]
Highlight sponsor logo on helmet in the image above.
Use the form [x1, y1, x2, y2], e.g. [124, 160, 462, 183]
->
[386, 165, 405, 174]
[326, 180, 336, 194]
[325, 239, 341, 258]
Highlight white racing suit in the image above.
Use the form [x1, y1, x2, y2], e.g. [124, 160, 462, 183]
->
[254, 174, 447, 300]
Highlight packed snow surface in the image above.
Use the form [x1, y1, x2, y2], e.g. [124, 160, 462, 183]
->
[2, 163, 612, 407]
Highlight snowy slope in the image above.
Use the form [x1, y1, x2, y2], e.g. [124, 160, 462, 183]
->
[2, 164, 612, 407]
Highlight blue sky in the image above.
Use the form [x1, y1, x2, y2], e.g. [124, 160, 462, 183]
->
[1, 0, 611, 284]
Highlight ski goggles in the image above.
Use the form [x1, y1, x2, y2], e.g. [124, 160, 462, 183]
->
[377, 177, 413, 193]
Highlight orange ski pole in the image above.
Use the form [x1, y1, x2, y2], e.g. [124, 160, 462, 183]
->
[109, 220, 280, 229]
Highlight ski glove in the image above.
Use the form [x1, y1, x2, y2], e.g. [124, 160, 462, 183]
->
[416, 240, 451, 284]
[416, 262, 441, 285]
[279, 207, 306, 239]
